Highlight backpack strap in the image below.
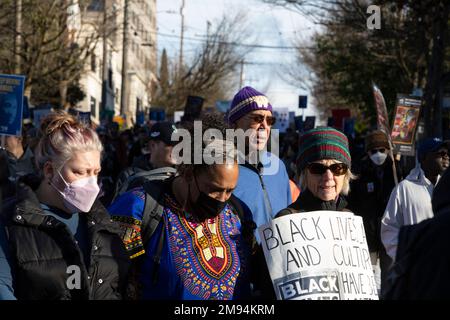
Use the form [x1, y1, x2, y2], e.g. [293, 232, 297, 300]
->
[141, 179, 168, 245]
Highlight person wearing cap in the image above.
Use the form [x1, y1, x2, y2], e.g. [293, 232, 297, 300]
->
[383, 165, 450, 299]
[381, 137, 449, 265]
[148, 122, 178, 169]
[347, 130, 403, 294]
[112, 122, 178, 201]
[247, 127, 357, 299]
[227, 86, 291, 235]
[277, 126, 355, 217]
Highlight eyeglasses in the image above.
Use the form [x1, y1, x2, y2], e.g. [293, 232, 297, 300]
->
[248, 114, 276, 126]
[369, 148, 386, 155]
[306, 163, 349, 176]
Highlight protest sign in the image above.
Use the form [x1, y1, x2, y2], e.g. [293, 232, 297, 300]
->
[33, 108, 53, 129]
[303, 116, 316, 131]
[390, 94, 422, 156]
[273, 108, 290, 133]
[259, 211, 378, 300]
[0, 74, 25, 136]
[372, 84, 399, 185]
[372, 83, 391, 135]
[331, 109, 350, 131]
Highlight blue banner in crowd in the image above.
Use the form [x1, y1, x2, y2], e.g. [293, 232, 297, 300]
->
[0, 74, 26, 136]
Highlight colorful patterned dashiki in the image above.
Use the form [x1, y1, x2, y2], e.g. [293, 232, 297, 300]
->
[108, 187, 250, 300]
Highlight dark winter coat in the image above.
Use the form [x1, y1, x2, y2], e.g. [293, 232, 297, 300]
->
[347, 155, 402, 252]
[0, 182, 130, 300]
[384, 167, 450, 299]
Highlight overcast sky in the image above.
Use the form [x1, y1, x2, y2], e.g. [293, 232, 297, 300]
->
[156, 0, 321, 119]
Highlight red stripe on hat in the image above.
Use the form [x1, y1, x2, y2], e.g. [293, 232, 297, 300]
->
[300, 144, 351, 163]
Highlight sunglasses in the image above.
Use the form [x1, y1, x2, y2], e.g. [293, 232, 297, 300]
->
[248, 114, 276, 126]
[306, 163, 349, 176]
[369, 148, 386, 155]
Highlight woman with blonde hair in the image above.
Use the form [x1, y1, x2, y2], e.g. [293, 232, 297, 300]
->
[0, 110, 129, 300]
[277, 127, 355, 216]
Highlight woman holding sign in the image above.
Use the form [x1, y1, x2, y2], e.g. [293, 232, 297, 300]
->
[252, 127, 357, 299]
[277, 127, 355, 217]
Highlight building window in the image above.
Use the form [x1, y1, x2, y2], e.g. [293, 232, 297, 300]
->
[90, 96, 97, 117]
[136, 97, 142, 112]
[91, 54, 96, 72]
[87, 0, 104, 11]
[108, 68, 113, 89]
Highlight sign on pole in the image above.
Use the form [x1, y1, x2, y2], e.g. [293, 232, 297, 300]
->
[298, 95, 307, 109]
[390, 94, 422, 156]
[372, 83, 391, 135]
[372, 83, 399, 185]
[0, 74, 26, 136]
[259, 211, 378, 300]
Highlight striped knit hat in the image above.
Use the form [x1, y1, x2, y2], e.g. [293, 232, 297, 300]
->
[227, 86, 273, 124]
[297, 126, 351, 171]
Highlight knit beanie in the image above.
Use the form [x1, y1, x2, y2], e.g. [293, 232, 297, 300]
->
[365, 130, 390, 152]
[297, 127, 351, 171]
[227, 86, 273, 124]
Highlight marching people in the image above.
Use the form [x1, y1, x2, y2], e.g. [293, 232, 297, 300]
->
[0, 134, 37, 182]
[0, 111, 130, 300]
[227, 86, 292, 233]
[108, 114, 255, 300]
[113, 121, 178, 200]
[347, 130, 403, 294]
[277, 126, 355, 216]
[226, 86, 291, 298]
[250, 126, 358, 299]
[383, 161, 450, 299]
[381, 137, 449, 264]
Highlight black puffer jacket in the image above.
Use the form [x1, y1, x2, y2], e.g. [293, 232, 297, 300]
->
[1, 182, 130, 300]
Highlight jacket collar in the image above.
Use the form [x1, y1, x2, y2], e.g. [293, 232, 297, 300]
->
[294, 189, 348, 212]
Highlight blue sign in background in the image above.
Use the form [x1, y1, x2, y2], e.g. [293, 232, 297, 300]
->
[0, 74, 26, 136]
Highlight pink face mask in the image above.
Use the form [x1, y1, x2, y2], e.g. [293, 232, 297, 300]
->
[51, 171, 100, 213]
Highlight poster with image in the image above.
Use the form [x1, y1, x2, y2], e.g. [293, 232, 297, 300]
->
[0, 74, 25, 136]
[390, 94, 421, 156]
[258, 211, 378, 300]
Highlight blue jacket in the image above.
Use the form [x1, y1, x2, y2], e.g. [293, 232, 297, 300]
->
[233, 152, 291, 242]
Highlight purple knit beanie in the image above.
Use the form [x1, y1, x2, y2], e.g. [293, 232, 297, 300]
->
[227, 86, 273, 124]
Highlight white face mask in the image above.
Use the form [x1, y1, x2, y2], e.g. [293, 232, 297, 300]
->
[370, 152, 388, 166]
[51, 171, 100, 213]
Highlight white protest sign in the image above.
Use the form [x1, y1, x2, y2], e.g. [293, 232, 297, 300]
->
[258, 211, 378, 300]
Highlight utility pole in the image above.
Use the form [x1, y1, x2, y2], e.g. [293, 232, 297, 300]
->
[239, 60, 244, 89]
[101, 0, 109, 116]
[120, 0, 130, 115]
[179, 0, 185, 74]
[15, 0, 22, 74]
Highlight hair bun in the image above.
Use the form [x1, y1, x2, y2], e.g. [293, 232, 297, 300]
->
[40, 110, 84, 137]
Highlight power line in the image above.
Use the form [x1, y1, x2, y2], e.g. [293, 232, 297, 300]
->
[154, 31, 313, 50]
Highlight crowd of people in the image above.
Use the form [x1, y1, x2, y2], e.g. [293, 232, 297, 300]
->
[0, 85, 449, 300]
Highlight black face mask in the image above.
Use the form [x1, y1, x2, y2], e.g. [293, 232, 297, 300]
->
[189, 175, 226, 220]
